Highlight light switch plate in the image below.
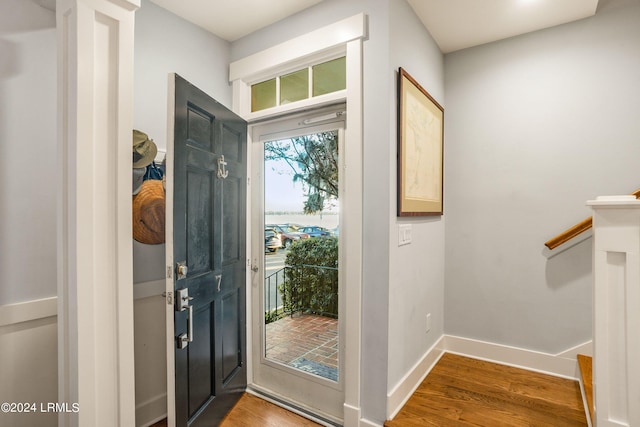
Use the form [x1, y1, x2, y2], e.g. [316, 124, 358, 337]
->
[398, 224, 412, 246]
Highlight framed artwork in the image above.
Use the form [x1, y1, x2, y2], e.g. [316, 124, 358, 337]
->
[397, 67, 444, 216]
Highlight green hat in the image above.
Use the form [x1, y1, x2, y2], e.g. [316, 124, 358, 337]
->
[132, 129, 157, 168]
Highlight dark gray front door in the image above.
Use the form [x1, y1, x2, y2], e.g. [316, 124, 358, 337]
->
[172, 74, 247, 427]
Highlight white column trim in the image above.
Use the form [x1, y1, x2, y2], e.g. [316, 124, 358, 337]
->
[588, 195, 640, 427]
[57, 0, 139, 426]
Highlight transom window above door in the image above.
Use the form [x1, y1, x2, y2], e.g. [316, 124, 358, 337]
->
[251, 56, 346, 112]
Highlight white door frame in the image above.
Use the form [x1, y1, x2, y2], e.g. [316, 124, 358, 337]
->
[230, 13, 366, 426]
[250, 112, 346, 424]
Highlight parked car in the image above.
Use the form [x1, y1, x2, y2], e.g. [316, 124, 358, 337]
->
[264, 228, 282, 253]
[298, 226, 332, 238]
[266, 224, 310, 248]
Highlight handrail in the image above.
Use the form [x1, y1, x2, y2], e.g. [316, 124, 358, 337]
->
[545, 188, 640, 250]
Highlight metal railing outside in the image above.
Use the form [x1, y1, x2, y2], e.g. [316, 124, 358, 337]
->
[264, 264, 338, 324]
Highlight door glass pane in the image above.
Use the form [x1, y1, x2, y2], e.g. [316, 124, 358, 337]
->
[263, 130, 339, 382]
[312, 57, 346, 97]
[251, 78, 277, 112]
[280, 69, 309, 105]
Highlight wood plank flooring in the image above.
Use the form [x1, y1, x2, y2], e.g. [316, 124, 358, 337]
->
[385, 353, 587, 427]
[152, 353, 587, 427]
[149, 393, 321, 427]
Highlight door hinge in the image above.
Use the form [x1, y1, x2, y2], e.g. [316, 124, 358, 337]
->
[162, 291, 173, 305]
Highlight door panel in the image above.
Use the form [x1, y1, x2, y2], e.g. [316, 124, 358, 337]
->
[222, 176, 241, 263]
[222, 124, 243, 162]
[188, 306, 213, 413]
[221, 289, 242, 382]
[186, 167, 214, 275]
[172, 74, 247, 427]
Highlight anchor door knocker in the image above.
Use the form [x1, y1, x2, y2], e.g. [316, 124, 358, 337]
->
[217, 155, 229, 179]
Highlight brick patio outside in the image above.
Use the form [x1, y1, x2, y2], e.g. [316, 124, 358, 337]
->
[265, 313, 338, 381]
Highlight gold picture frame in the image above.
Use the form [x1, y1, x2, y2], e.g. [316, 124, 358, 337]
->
[397, 67, 444, 216]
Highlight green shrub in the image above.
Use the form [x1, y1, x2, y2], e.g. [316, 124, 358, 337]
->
[280, 237, 338, 317]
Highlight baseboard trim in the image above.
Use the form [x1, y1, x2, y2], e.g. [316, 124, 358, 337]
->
[556, 341, 592, 358]
[359, 418, 382, 427]
[386, 336, 445, 420]
[442, 335, 589, 380]
[136, 392, 167, 427]
[343, 402, 361, 427]
[0, 297, 57, 327]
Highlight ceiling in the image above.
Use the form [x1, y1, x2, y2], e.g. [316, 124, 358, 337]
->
[149, 0, 599, 53]
[149, 0, 324, 42]
[408, 0, 599, 53]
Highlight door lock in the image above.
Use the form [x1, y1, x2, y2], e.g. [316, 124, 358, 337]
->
[176, 288, 194, 349]
[176, 261, 188, 280]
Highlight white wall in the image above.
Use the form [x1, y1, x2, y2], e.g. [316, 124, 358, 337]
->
[0, 2, 58, 425]
[134, 295, 168, 426]
[444, 0, 640, 353]
[0, 312, 58, 427]
[387, 0, 445, 392]
[0, 0, 57, 306]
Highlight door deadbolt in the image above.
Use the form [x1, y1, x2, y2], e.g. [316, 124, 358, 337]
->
[176, 261, 188, 280]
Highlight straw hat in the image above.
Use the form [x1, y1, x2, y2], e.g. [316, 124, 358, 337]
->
[132, 179, 165, 244]
[133, 129, 158, 168]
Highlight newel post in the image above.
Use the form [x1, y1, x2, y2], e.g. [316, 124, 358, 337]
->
[588, 196, 640, 427]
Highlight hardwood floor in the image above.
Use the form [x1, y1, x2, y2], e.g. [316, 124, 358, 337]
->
[152, 353, 587, 427]
[149, 393, 321, 427]
[385, 353, 588, 427]
[219, 393, 322, 426]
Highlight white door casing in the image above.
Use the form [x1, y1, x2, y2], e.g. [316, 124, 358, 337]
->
[251, 111, 345, 423]
[230, 13, 366, 426]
